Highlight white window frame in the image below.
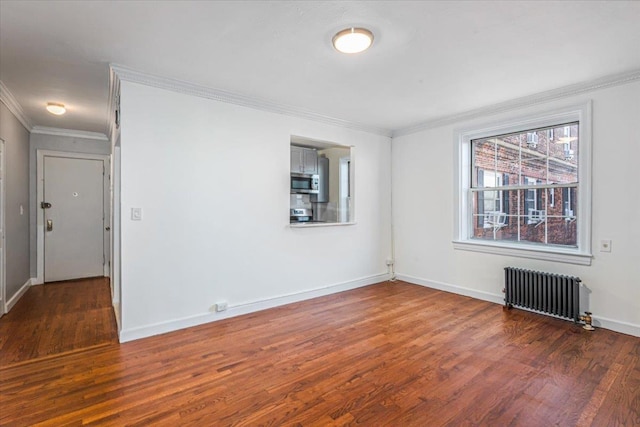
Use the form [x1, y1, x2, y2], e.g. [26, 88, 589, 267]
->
[453, 101, 592, 265]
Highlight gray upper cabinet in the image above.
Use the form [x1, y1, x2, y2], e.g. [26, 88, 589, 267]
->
[291, 146, 318, 174]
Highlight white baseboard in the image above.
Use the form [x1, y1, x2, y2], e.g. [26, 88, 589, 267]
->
[593, 316, 640, 338]
[119, 273, 391, 343]
[5, 278, 33, 312]
[396, 273, 640, 338]
[396, 274, 504, 305]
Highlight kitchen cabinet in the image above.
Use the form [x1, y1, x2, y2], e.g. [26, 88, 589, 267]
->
[291, 146, 318, 174]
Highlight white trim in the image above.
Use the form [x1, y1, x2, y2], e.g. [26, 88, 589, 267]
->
[397, 274, 640, 338]
[290, 221, 357, 228]
[592, 315, 640, 338]
[119, 272, 390, 342]
[31, 126, 108, 141]
[110, 64, 392, 138]
[453, 101, 592, 264]
[452, 241, 592, 266]
[107, 67, 120, 142]
[396, 274, 504, 305]
[394, 69, 640, 137]
[5, 278, 31, 313]
[0, 139, 4, 315]
[0, 80, 31, 131]
[112, 302, 121, 333]
[36, 150, 111, 284]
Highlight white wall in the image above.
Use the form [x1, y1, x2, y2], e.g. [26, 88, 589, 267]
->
[119, 81, 392, 341]
[0, 102, 30, 306]
[392, 81, 640, 336]
[29, 133, 111, 278]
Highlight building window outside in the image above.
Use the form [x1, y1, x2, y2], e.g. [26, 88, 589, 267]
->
[471, 123, 578, 246]
[454, 103, 592, 265]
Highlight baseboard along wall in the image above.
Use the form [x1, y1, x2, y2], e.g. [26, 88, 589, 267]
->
[119, 273, 392, 342]
[396, 273, 640, 338]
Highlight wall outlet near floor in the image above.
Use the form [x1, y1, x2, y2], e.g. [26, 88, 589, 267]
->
[386, 259, 394, 266]
[214, 301, 228, 312]
[600, 239, 612, 253]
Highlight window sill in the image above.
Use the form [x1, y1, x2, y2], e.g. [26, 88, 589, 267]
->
[290, 221, 357, 228]
[452, 240, 592, 266]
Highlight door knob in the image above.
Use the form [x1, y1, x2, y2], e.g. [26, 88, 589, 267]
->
[46, 220, 53, 231]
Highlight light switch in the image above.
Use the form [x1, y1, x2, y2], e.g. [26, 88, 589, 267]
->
[131, 208, 143, 221]
[20, 205, 24, 215]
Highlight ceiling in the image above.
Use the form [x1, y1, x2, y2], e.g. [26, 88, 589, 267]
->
[1, 1, 640, 137]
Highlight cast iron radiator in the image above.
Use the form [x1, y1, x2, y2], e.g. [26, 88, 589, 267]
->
[504, 267, 581, 322]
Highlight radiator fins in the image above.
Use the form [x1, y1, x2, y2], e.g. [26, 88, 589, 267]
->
[504, 267, 581, 322]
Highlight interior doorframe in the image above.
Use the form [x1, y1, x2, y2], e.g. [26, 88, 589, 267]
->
[0, 138, 5, 315]
[35, 150, 111, 285]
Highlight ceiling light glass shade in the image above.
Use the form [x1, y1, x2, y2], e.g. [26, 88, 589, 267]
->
[332, 28, 374, 54]
[46, 102, 66, 115]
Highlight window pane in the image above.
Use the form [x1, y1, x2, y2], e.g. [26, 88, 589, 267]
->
[546, 216, 577, 246]
[472, 190, 517, 241]
[549, 124, 578, 184]
[494, 138, 519, 185]
[522, 130, 550, 182]
[472, 139, 496, 187]
[469, 122, 580, 249]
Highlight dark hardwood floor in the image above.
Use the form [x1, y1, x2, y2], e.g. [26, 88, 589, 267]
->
[0, 280, 638, 426]
[0, 277, 118, 367]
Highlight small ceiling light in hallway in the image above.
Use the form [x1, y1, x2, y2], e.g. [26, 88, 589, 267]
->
[46, 102, 66, 115]
[332, 27, 374, 54]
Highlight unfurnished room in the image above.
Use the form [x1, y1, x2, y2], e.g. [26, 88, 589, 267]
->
[0, 1, 639, 425]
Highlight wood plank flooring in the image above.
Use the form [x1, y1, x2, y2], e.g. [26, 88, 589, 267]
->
[0, 277, 118, 367]
[1, 280, 638, 426]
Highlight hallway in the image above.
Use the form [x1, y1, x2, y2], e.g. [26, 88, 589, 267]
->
[0, 277, 117, 368]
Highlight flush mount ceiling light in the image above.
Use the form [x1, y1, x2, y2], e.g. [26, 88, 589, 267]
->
[46, 102, 66, 115]
[332, 27, 374, 54]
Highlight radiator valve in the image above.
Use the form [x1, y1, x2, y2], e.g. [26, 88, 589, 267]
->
[579, 311, 595, 331]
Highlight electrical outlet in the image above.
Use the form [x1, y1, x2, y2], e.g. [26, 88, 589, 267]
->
[600, 239, 612, 253]
[386, 259, 394, 266]
[214, 301, 228, 312]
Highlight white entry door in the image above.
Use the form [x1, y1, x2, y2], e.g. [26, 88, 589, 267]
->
[44, 156, 104, 282]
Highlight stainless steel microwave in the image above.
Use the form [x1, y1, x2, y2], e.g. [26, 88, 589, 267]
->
[291, 173, 319, 194]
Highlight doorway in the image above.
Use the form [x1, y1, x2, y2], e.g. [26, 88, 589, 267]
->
[36, 151, 110, 284]
[0, 139, 5, 315]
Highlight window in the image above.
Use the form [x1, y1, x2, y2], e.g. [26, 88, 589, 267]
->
[454, 103, 592, 265]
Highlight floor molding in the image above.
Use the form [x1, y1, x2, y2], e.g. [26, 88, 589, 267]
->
[397, 273, 640, 338]
[119, 273, 391, 342]
[5, 278, 32, 313]
[396, 274, 504, 305]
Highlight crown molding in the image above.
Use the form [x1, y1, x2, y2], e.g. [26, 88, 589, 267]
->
[0, 80, 32, 131]
[106, 66, 121, 142]
[31, 126, 108, 141]
[110, 64, 393, 138]
[393, 69, 640, 138]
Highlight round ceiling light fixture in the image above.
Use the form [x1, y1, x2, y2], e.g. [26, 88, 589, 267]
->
[332, 27, 374, 54]
[46, 102, 66, 115]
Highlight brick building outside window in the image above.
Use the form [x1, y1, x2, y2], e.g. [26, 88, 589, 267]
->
[471, 123, 578, 247]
